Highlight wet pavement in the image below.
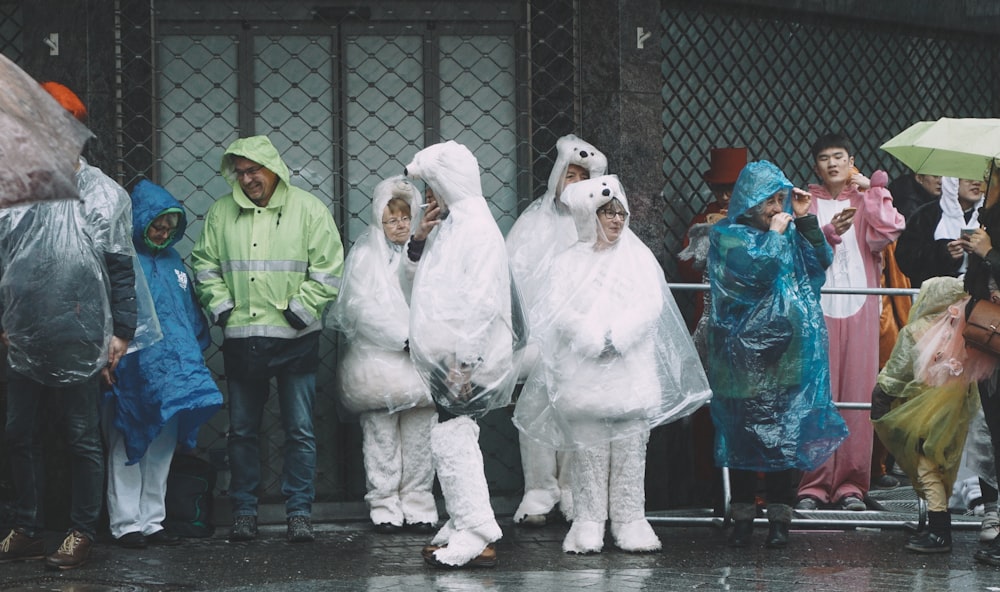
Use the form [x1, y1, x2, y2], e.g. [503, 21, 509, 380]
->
[3, 498, 1000, 592]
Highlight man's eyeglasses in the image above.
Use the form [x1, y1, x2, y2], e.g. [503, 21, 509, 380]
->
[382, 217, 411, 227]
[597, 209, 628, 221]
[234, 165, 263, 179]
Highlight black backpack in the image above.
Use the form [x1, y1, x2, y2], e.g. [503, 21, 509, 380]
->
[163, 453, 216, 538]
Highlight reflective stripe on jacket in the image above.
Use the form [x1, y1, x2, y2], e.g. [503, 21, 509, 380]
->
[191, 136, 344, 339]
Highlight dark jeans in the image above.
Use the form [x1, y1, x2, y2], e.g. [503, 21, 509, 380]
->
[979, 375, 1000, 502]
[223, 335, 319, 518]
[729, 468, 796, 507]
[4, 370, 104, 539]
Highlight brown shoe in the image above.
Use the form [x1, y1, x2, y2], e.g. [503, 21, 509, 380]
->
[422, 543, 497, 568]
[0, 529, 45, 563]
[45, 530, 92, 570]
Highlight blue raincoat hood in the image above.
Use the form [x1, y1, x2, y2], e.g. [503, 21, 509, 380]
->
[727, 160, 793, 222]
[131, 180, 187, 252]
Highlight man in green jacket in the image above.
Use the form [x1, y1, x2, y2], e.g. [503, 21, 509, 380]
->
[191, 136, 344, 543]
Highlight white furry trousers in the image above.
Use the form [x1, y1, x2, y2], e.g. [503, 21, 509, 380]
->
[514, 436, 574, 522]
[563, 425, 660, 553]
[360, 406, 439, 526]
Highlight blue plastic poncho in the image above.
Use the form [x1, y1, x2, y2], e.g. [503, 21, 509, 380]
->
[107, 180, 222, 463]
[707, 160, 847, 471]
[513, 175, 712, 450]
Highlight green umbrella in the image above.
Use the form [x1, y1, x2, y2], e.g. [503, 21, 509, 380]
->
[880, 118, 1000, 181]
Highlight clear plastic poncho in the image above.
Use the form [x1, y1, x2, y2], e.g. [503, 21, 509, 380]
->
[0, 54, 93, 208]
[707, 160, 847, 471]
[874, 276, 984, 492]
[404, 141, 525, 418]
[513, 175, 711, 450]
[0, 160, 160, 386]
[506, 135, 607, 379]
[327, 176, 431, 415]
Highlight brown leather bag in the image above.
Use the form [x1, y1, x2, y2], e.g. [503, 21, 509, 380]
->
[963, 299, 1000, 356]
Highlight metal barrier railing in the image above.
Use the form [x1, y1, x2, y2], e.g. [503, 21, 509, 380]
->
[651, 283, 964, 532]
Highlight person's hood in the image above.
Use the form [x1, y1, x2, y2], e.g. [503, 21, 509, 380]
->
[404, 141, 482, 208]
[559, 174, 629, 244]
[939, 176, 984, 219]
[727, 160, 791, 221]
[908, 275, 967, 322]
[130, 179, 187, 251]
[219, 136, 291, 205]
[371, 175, 421, 227]
[546, 134, 608, 198]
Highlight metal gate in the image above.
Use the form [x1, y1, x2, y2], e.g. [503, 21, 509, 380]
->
[148, 1, 534, 508]
[659, 1, 1000, 282]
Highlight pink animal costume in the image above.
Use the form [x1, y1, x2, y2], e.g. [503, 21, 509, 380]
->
[799, 170, 904, 506]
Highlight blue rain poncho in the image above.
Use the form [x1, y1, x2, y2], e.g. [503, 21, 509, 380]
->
[513, 175, 712, 449]
[327, 176, 431, 415]
[107, 180, 222, 463]
[707, 160, 847, 471]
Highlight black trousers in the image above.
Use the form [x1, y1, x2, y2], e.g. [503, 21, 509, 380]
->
[729, 468, 796, 507]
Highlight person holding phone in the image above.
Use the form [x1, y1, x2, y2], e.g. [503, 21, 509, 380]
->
[795, 133, 905, 513]
[896, 177, 985, 288]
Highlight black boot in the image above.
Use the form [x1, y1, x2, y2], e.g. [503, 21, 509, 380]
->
[765, 504, 792, 548]
[975, 533, 1000, 566]
[905, 511, 951, 553]
[728, 503, 756, 548]
[728, 520, 753, 547]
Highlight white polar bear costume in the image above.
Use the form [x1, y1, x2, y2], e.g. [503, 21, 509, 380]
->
[327, 176, 438, 530]
[505, 134, 608, 525]
[404, 141, 525, 567]
[513, 175, 711, 553]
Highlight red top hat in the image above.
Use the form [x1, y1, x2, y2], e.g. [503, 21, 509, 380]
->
[702, 147, 748, 185]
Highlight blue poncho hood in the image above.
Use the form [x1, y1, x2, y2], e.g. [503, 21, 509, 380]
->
[131, 179, 187, 253]
[727, 160, 793, 222]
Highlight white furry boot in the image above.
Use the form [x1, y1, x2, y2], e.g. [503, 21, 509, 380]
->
[562, 443, 609, 554]
[428, 416, 502, 566]
[609, 430, 661, 552]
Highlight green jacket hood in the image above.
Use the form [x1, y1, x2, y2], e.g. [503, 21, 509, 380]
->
[220, 136, 291, 203]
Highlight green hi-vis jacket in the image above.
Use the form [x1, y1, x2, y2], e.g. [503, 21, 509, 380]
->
[191, 136, 344, 339]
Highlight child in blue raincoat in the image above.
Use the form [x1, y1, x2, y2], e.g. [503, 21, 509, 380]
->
[707, 160, 848, 549]
[103, 180, 222, 548]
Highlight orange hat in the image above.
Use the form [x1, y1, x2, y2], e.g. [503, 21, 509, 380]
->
[702, 147, 748, 185]
[40, 81, 87, 122]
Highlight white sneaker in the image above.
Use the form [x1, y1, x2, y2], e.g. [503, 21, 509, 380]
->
[981, 511, 999, 543]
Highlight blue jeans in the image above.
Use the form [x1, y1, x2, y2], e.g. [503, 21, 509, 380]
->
[4, 371, 104, 540]
[226, 370, 317, 518]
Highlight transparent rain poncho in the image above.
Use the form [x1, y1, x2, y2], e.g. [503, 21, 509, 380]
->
[874, 276, 986, 491]
[706, 160, 847, 471]
[404, 141, 526, 418]
[327, 176, 431, 415]
[506, 135, 607, 379]
[0, 54, 93, 208]
[0, 160, 160, 386]
[513, 175, 711, 450]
